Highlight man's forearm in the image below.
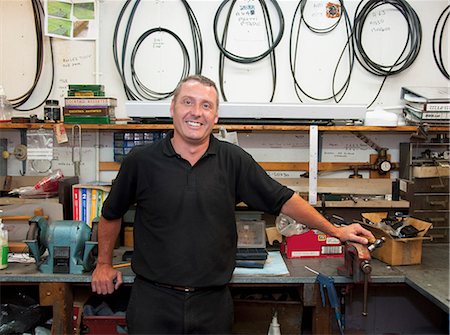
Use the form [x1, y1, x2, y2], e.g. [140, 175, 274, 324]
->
[97, 216, 122, 266]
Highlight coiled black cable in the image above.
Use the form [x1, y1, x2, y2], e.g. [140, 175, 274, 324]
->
[289, 0, 355, 102]
[9, 0, 55, 111]
[432, 5, 450, 80]
[130, 28, 190, 100]
[213, 0, 284, 101]
[112, 0, 203, 101]
[353, 0, 422, 108]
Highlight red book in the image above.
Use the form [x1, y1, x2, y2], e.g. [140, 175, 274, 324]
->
[73, 187, 80, 220]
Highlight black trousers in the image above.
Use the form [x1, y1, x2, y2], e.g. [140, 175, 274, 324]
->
[127, 277, 234, 334]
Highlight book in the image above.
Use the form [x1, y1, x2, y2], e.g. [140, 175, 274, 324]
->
[405, 101, 450, 112]
[90, 189, 98, 224]
[404, 106, 450, 120]
[73, 187, 80, 220]
[63, 106, 114, 116]
[68, 90, 105, 97]
[64, 115, 111, 124]
[81, 188, 88, 223]
[69, 84, 105, 91]
[64, 97, 117, 107]
[403, 109, 450, 125]
[401, 87, 450, 103]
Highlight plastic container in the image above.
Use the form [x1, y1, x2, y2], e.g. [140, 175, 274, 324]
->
[0, 85, 13, 123]
[0, 211, 8, 269]
[44, 99, 61, 122]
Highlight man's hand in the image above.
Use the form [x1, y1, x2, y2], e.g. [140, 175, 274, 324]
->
[335, 223, 375, 245]
[91, 263, 123, 295]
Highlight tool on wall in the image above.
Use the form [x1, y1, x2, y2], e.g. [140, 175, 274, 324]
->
[72, 124, 82, 177]
[337, 237, 385, 316]
[352, 132, 395, 175]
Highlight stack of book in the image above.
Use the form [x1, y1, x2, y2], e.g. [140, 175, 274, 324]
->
[72, 183, 111, 227]
[401, 87, 450, 125]
[64, 84, 117, 124]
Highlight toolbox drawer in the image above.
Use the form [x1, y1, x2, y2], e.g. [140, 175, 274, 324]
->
[409, 194, 449, 210]
[410, 210, 450, 227]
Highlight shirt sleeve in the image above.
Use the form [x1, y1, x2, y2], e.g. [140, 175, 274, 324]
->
[101, 147, 139, 220]
[236, 149, 294, 215]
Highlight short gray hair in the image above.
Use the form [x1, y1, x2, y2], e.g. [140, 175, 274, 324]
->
[172, 75, 219, 109]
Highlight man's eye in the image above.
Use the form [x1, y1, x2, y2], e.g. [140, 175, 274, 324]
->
[182, 99, 192, 106]
[202, 103, 211, 110]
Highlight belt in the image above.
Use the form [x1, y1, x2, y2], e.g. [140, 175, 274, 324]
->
[136, 275, 199, 293]
[153, 281, 198, 293]
[137, 275, 226, 293]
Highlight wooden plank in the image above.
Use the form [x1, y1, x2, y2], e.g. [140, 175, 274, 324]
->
[274, 178, 393, 195]
[99, 161, 398, 173]
[39, 282, 73, 335]
[0, 123, 448, 132]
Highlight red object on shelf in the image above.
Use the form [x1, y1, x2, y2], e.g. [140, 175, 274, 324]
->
[281, 230, 344, 259]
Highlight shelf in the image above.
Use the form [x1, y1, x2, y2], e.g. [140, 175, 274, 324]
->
[0, 122, 449, 132]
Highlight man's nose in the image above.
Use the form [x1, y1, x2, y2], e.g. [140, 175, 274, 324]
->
[190, 103, 202, 116]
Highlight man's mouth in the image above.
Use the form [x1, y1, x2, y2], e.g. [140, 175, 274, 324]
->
[186, 120, 202, 127]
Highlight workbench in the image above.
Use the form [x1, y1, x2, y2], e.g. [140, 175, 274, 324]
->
[1, 244, 448, 334]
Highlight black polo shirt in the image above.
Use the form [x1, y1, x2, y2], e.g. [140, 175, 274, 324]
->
[102, 130, 294, 287]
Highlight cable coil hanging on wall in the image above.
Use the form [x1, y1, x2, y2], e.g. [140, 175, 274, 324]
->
[289, 0, 355, 103]
[9, 0, 55, 111]
[213, 0, 284, 101]
[352, 0, 422, 108]
[112, 0, 203, 101]
[432, 5, 449, 80]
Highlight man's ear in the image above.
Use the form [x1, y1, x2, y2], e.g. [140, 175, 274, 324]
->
[170, 100, 175, 117]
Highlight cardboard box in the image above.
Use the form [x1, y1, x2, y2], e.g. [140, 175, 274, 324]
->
[361, 212, 432, 266]
[281, 230, 343, 259]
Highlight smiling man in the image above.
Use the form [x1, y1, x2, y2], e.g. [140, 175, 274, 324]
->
[91, 75, 374, 334]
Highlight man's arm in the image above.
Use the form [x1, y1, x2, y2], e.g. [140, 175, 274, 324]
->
[91, 216, 123, 294]
[280, 193, 375, 244]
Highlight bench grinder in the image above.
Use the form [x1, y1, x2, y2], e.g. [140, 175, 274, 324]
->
[24, 216, 97, 274]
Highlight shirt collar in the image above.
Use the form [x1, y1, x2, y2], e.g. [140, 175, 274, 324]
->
[162, 130, 218, 158]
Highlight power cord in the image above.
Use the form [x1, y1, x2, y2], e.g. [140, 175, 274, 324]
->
[213, 0, 284, 101]
[352, 0, 422, 108]
[112, 0, 203, 101]
[9, 0, 55, 111]
[289, 0, 354, 102]
[432, 4, 450, 80]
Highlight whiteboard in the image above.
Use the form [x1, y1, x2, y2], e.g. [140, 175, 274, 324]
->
[0, 0, 448, 118]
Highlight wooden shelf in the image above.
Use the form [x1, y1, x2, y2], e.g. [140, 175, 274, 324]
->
[0, 122, 449, 132]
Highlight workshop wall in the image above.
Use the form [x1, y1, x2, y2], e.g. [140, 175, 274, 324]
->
[0, 0, 448, 182]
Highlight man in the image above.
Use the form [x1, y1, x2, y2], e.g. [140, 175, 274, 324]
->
[91, 75, 374, 334]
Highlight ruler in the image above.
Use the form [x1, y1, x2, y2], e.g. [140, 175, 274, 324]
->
[309, 125, 319, 205]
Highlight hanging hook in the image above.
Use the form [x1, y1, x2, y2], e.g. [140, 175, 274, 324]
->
[72, 124, 82, 177]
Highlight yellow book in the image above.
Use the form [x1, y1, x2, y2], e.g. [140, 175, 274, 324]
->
[90, 189, 98, 224]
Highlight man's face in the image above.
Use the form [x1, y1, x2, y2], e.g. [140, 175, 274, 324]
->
[170, 80, 219, 145]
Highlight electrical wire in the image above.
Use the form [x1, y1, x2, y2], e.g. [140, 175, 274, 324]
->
[432, 5, 450, 80]
[289, 0, 355, 103]
[213, 0, 284, 101]
[9, 0, 55, 111]
[112, 0, 203, 101]
[352, 0, 422, 108]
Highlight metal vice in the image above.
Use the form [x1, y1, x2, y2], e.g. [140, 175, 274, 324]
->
[337, 238, 385, 316]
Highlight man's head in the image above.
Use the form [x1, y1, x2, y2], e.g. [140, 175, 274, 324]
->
[170, 75, 219, 147]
